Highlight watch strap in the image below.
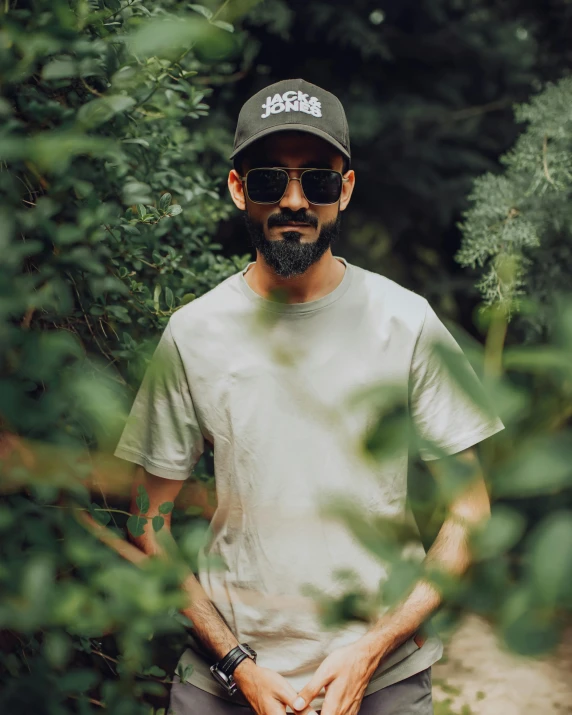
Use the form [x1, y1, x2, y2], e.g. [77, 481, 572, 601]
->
[220, 647, 248, 676]
[218, 643, 257, 677]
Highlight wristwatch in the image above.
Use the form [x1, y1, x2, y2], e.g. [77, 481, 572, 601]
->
[209, 643, 257, 696]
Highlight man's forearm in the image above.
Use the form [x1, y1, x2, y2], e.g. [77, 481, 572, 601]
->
[357, 513, 470, 670]
[135, 523, 251, 664]
[357, 450, 490, 672]
[130, 468, 243, 665]
[179, 572, 242, 661]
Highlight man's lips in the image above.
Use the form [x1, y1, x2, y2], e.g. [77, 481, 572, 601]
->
[274, 222, 312, 227]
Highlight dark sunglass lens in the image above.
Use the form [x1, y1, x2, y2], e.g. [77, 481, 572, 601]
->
[246, 169, 288, 203]
[301, 170, 343, 204]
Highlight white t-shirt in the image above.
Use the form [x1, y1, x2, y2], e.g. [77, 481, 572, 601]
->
[114, 257, 504, 711]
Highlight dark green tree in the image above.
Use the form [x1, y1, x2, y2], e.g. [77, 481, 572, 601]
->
[211, 0, 571, 325]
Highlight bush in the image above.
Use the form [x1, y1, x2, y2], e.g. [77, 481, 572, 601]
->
[0, 1, 249, 713]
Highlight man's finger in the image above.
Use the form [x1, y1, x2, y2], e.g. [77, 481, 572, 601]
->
[292, 673, 328, 712]
[281, 685, 319, 714]
[317, 680, 345, 715]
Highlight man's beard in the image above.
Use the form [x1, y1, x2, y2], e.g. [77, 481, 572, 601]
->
[244, 208, 342, 278]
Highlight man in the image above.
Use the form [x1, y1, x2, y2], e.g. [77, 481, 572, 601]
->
[114, 79, 504, 715]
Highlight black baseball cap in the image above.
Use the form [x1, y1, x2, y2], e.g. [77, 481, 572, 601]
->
[230, 79, 351, 163]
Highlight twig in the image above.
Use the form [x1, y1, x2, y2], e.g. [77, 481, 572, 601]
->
[21, 306, 35, 329]
[192, 69, 247, 86]
[81, 77, 104, 97]
[101, 0, 137, 23]
[92, 650, 119, 665]
[448, 97, 515, 121]
[69, 694, 106, 708]
[542, 135, 556, 186]
[66, 271, 116, 363]
[211, 0, 232, 22]
[43, 504, 134, 518]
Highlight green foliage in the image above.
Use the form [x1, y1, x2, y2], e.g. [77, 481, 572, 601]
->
[306, 299, 572, 657]
[0, 0, 251, 712]
[457, 76, 572, 338]
[2, 2, 572, 713]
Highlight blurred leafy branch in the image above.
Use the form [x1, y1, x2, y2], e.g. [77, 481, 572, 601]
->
[0, 0, 250, 712]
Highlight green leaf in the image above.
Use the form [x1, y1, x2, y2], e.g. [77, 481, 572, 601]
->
[152, 515, 165, 532]
[189, 4, 213, 19]
[42, 58, 78, 81]
[137, 204, 146, 220]
[167, 204, 183, 216]
[77, 95, 136, 129]
[159, 193, 172, 212]
[158, 501, 174, 515]
[58, 669, 99, 694]
[127, 515, 147, 538]
[89, 504, 111, 526]
[122, 138, 150, 148]
[153, 284, 162, 312]
[44, 631, 72, 669]
[129, 17, 210, 58]
[136, 484, 150, 514]
[529, 511, 572, 606]
[165, 286, 174, 308]
[211, 20, 234, 33]
[180, 293, 196, 305]
[176, 662, 194, 681]
[143, 665, 166, 677]
[471, 505, 526, 559]
[123, 181, 152, 205]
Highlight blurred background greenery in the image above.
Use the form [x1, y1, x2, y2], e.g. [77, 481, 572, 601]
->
[1, 1, 571, 713]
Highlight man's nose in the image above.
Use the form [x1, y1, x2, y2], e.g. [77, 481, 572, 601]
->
[279, 175, 309, 212]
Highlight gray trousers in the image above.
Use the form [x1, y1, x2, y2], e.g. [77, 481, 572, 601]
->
[169, 667, 433, 714]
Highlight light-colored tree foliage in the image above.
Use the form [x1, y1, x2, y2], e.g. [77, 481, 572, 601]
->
[457, 76, 572, 339]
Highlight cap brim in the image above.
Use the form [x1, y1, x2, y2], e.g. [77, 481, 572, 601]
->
[229, 123, 350, 161]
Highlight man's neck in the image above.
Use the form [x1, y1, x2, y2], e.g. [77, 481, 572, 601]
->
[243, 251, 346, 304]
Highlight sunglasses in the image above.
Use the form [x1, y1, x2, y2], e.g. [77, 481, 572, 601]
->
[240, 167, 349, 206]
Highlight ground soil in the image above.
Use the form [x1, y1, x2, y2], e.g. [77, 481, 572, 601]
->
[432, 615, 572, 715]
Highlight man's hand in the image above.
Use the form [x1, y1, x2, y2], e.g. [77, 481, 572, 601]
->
[291, 640, 380, 715]
[233, 658, 319, 715]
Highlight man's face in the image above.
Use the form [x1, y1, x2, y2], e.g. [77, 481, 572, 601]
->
[228, 132, 354, 278]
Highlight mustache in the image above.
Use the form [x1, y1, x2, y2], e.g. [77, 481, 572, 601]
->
[267, 210, 319, 229]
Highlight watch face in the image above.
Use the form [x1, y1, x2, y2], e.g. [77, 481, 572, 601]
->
[210, 666, 230, 689]
[210, 666, 238, 695]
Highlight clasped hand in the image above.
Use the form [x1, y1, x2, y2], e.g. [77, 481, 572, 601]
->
[235, 639, 378, 715]
[291, 640, 378, 715]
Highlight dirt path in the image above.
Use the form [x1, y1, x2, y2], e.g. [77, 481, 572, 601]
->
[432, 615, 572, 715]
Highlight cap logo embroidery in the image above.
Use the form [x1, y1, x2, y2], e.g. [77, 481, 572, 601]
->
[261, 91, 322, 119]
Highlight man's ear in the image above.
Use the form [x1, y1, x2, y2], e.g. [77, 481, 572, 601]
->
[228, 169, 246, 211]
[339, 170, 355, 212]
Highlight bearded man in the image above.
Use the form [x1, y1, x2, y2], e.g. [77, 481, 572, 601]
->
[114, 79, 504, 715]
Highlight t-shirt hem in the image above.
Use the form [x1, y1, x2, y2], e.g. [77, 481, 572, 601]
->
[362, 637, 444, 698]
[421, 418, 505, 461]
[113, 446, 190, 481]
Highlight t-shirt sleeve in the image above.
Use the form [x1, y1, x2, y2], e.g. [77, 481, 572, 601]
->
[409, 301, 504, 461]
[113, 320, 205, 480]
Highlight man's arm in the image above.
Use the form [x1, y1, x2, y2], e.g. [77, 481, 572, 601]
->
[131, 466, 315, 715]
[291, 446, 490, 714]
[130, 466, 244, 663]
[357, 446, 490, 663]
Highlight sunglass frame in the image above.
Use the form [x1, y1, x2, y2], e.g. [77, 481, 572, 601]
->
[239, 167, 349, 206]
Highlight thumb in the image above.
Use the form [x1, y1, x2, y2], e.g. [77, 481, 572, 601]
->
[292, 673, 326, 713]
